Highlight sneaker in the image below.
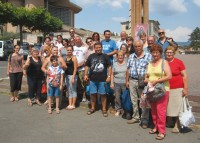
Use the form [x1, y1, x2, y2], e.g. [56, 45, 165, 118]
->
[82, 97, 87, 102]
[127, 118, 140, 124]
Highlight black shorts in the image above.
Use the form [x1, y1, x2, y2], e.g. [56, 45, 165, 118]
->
[9, 72, 23, 92]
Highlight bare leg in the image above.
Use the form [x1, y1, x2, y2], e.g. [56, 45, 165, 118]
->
[101, 94, 107, 111]
[48, 96, 52, 114]
[90, 94, 96, 110]
[72, 97, 77, 108]
[55, 96, 60, 114]
[10, 92, 15, 102]
[14, 91, 19, 101]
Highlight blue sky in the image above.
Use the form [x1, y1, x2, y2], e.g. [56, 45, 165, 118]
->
[71, 0, 200, 42]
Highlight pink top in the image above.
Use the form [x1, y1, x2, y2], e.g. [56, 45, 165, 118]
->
[168, 58, 185, 89]
[9, 54, 23, 73]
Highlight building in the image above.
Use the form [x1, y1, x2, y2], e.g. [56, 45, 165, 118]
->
[1, 0, 82, 33]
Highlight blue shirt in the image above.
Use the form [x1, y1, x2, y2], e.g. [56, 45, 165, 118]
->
[127, 52, 152, 78]
[101, 39, 117, 64]
[156, 38, 177, 56]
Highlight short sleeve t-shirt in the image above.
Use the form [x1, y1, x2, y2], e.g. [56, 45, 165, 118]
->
[73, 46, 88, 71]
[86, 53, 111, 82]
[101, 39, 117, 63]
[48, 66, 64, 87]
[168, 58, 185, 89]
[113, 61, 127, 84]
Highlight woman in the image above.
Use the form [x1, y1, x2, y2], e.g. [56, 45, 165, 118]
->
[7, 45, 24, 102]
[24, 48, 44, 106]
[165, 46, 188, 133]
[110, 51, 127, 116]
[120, 43, 129, 62]
[126, 36, 135, 54]
[145, 44, 171, 140]
[60, 38, 68, 59]
[40, 36, 51, 58]
[65, 45, 78, 110]
[92, 32, 100, 43]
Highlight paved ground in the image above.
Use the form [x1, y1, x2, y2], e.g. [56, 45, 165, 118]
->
[0, 94, 200, 143]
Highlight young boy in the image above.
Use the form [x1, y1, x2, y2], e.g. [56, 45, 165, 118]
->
[47, 55, 64, 114]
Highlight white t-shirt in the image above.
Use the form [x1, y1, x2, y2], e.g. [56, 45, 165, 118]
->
[73, 46, 88, 71]
[116, 39, 127, 50]
[54, 41, 64, 55]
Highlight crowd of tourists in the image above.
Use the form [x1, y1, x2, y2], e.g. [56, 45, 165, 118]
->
[7, 28, 188, 140]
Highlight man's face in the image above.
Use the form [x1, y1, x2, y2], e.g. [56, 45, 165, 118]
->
[75, 37, 82, 47]
[51, 60, 58, 67]
[104, 32, 111, 40]
[140, 35, 146, 43]
[120, 32, 127, 40]
[70, 29, 75, 37]
[147, 37, 155, 47]
[86, 39, 94, 47]
[158, 30, 165, 38]
[134, 42, 143, 55]
[94, 44, 102, 54]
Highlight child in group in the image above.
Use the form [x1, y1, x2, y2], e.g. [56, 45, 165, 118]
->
[46, 55, 64, 114]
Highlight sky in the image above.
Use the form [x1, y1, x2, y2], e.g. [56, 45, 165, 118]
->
[71, 0, 200, 42]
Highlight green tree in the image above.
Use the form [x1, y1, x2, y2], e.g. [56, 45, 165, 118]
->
[0, 2, 14, 25]
[189, 27, 200, 50]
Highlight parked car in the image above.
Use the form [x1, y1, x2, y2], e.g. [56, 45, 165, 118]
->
[0, 40, 14, 60]
[20, 42, 29, 60]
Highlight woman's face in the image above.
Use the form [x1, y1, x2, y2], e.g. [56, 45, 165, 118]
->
[126, 39, 133, 46]
[151, 50, 161, 61]
[67, 47, 73, 56]
[117, 52, 124, 62]
[45, 38, 51, 46]
[63, 40, 68, 46]
[14, 46, 20, 53]
[93, 34, 99, 41]
[120, 45, 127, 55]
[32, 51, 39, 58]
[165, 50, 174, 60]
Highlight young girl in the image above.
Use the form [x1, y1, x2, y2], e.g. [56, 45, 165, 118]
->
[47, 55, 64, 114]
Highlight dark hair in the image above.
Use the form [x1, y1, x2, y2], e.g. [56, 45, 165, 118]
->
[120, 43, 128, 52]
[67, 45, 74, 51]
[104, 30, 111, 35]
[50, 55, 58, 62]
[57, 35, 63, 39]
[85, 37, 92, 43]
[28, 45, 34, 49]
[126, 36, 134, 41]
[44, 36, 51, 43]
[139, 32, 147, 38]
[94, 42, 102, 48]
[62, 38, 68, 45]
[92, 32, 100, 42]
[14, 45, 20, 48]
[150, 44, 163, 54]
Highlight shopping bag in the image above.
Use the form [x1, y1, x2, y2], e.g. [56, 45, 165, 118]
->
[179, 97, 195, 127]
[121, 89, 132, 112]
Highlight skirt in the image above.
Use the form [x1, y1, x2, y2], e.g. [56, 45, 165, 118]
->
[167, 88, 183, 117]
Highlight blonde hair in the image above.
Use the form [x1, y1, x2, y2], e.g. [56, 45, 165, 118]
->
[116, 50, 124, 56]
[165, 46, 175, 53]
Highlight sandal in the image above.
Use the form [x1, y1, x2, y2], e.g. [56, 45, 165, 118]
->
[48, 108, 52, 114]
[156, 133, 166, 140]
[35, 99, 42, 106]
[56, 108, 60, 114]
[149, 129, 157, 134]
[28, 99, 32, 106]
[15, 97, 19, 101]
[10, 97, 15, 102]
[87, 109, 95, 115]
[102, 110, 108, 117]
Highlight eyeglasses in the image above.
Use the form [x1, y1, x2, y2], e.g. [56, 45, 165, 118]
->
[165, 52, 174, 55]
[69, 31, 74, 33]
[151, 51, 160, 55]
[158, 32, 164, 35]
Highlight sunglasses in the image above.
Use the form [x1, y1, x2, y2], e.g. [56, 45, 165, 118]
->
[87, 40, 92, 43]
[69, 31, 74, 33]
[158, 32, 164, 35]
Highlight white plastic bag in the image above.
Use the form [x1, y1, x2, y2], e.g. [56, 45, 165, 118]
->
[179, 97, 195, 127]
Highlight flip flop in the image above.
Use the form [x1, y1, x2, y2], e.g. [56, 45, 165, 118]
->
[87, 109, 95, 115]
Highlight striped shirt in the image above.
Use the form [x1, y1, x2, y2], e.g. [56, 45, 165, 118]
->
[127, 52, 152, 78]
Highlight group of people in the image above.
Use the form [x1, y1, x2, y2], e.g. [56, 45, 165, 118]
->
[7, 28, 188, 140]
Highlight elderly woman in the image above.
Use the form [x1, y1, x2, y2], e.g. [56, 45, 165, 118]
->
[23, 48, 44, 106]
[110, 50, 127, 116]
[7, 45, 24, 102]
[165, 46, 188, 133]
[145, 44, 171, 140]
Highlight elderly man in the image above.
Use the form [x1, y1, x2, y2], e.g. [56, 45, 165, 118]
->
[156, 29, 178, 53]
[73, 36, 88, 102]
[126, 40, 152, 125]
[84, 42, 111, 117]
[116, 31, 127, 50]
[144, 36, 155, 54]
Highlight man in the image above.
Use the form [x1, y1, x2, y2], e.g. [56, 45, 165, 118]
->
[85, 37, 95, 59]
[101, 30, 118, 64]
[156, 29, 178, 54]
[73, 36, 88, 102]
[69, 28, 76, 40]
[126, 40, 152, 125]
[116, 31, 127, 50]
[144, 36, 155, 54]
[84, 42, 111, 117]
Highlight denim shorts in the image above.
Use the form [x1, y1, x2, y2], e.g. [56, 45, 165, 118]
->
[48, 84, 61, 97]
[89, 81, 106, 95]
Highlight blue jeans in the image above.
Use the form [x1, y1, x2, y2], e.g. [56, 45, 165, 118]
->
[66, 75, 77, 98]
[89, 81, 106, 95]
[48, 84, 61, 97]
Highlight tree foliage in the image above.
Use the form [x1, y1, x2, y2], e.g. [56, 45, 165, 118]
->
[189, 27, 200, 50]
[0, 2, 63, 42]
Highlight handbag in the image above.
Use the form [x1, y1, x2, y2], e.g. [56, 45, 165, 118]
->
[41, 82, 47, 94]
[146, 59, 166, 102]
[179, 97, 195, 127]
[121, 89, 132, 112]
